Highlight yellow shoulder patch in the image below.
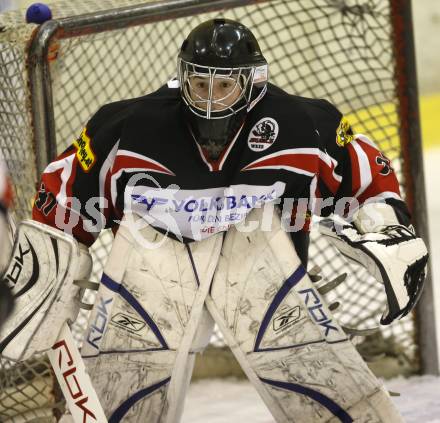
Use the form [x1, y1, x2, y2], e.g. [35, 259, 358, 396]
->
[336, 116, 354, 147]
[73, 128, 96, 172]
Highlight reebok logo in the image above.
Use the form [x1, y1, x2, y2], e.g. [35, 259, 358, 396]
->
[5, 234, 39, 299]
[273, 306, 300, 332]
[86, 296, 113, 350]
[298, 287, 339, 337]
[111, 313, 146, 333]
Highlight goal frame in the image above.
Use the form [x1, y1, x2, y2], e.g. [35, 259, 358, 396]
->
[25, 0, 438, 374]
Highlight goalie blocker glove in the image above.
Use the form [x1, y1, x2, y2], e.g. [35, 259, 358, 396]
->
[0, 220, 93, 361]
[320, 213, 428, 325]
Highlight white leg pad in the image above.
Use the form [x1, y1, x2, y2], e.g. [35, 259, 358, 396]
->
[205, 207, 403, 423]
[81, 215, 222, 422]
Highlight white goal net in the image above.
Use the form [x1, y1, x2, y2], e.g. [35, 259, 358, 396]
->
[0, 0, 435, 420]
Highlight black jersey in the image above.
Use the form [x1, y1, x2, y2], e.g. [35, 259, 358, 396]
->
[33, 83, 407, 254]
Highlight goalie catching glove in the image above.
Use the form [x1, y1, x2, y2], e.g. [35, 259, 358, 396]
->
[320, 203, 428, 325]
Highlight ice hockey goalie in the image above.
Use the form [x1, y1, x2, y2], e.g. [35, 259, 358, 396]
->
[0, 18, 428, 423]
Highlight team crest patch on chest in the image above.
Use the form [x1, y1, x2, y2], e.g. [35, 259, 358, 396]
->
[248, 117, 279, 152]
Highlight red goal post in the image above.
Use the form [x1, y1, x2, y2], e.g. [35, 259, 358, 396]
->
[0, 0, 437, 420]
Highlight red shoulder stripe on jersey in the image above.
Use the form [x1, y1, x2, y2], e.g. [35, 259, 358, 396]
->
[33, 153, 97, 247]
[112, 151, 175, 176]
[318, 152, 342, 194]
[346, 135, 401, 205]
[43, 154, 76, 207]
[39, 156, 73, 209]
[346, 139, 372, 198]
[67, 154, 78, 199]
[241, 149, 318, 176]
[109, 151, 175, 210]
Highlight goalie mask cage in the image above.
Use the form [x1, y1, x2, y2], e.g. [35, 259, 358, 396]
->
[0, 0, 437, 420]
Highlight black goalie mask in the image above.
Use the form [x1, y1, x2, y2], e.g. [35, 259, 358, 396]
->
[178, 19, 268, 159]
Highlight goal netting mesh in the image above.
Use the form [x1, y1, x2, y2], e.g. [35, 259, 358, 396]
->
[0, 0, 421, 420]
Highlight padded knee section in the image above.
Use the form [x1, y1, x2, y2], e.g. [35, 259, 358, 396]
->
[205, 208, 403, 423]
